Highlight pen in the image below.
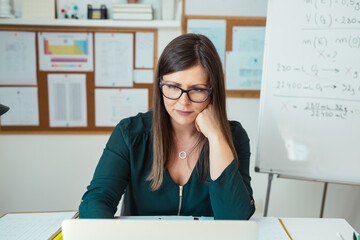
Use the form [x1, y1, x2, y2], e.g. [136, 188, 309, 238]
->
[337, 232, 345, 240]
[354, 232, 357, 240]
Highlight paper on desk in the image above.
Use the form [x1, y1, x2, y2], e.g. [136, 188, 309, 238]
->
[251, 217, 290, 240]
[135, 32, 154, 69]
[95, 33, 133, 87]
[282, 218, 358, 240]
[0, 31, 37, 85]
[95, 88, 148, 127]
[0, 211, 77, 240]
[0, 87, 39, 126]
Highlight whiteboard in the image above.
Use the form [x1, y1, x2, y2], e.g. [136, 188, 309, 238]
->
[185, 0, 268, 17]
[255, 0, 360, 185]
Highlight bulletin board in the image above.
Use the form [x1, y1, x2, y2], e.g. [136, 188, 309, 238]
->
[0, 25, 157, 134]
[182, 0, 266, 98]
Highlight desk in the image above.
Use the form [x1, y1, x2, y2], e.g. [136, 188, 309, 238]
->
[282, 218, 358, 240]
[0, 211, 78, 240]
[1, 213, 358, 240]
[252, 217, 359, 240]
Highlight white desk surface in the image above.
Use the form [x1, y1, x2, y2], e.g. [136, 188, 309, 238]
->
[282, 217, 358, 240]
[252, 217, 359, 240]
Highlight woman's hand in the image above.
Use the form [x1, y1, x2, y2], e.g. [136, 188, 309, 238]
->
[195, 104, 223, 140]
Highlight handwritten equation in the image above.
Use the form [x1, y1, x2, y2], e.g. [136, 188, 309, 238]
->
[276, 63, 359, 79]
[303, 0, 360, 28]
[302, 35, 360, 49]
[304, 13, 360, 27]
[266, 0, 360, 121]
[303, 101, 360, 119]
[276, 100, 360, 119]
[304, 0, 360, 12]
[276, 80, 360, 96]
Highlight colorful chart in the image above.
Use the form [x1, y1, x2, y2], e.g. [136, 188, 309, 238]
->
[43, 39, 88, 55]
[38, 32, 93, 71]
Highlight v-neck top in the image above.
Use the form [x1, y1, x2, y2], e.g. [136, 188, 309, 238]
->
[79, 111, 255, 220]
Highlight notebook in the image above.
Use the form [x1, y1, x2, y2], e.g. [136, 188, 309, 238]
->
[62, 219, 258, 240]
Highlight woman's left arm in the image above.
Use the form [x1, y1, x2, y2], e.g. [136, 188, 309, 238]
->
[195, 105, 234, 180]
[196, 107, 255, 220]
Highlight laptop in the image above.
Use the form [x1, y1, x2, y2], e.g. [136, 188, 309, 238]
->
[62, 219, 258, 240]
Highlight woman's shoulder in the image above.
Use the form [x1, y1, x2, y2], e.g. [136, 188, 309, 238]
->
[117, 111, 153, 136]
[228, 120, 249, 139]
[228, 120, 250, 156]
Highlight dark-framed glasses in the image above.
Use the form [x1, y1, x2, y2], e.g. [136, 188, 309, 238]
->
[160, 82, 212, 103]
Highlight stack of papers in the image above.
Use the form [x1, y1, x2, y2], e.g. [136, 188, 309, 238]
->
[0, 211, 78, 240]
[112, 3, 153, 20]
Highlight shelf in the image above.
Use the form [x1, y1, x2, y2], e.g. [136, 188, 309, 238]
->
[0, 18, 181, 29]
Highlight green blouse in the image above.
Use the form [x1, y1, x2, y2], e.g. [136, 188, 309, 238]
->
[79, 111, 255, 220]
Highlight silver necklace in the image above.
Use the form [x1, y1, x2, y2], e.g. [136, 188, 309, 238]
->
[178, 138, 200, 160]
[178, 151, 188, 160]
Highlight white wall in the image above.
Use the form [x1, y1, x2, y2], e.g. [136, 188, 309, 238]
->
[0, 134, 108, 213]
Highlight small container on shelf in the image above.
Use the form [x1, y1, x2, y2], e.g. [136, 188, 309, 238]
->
[88, 4, 108, 19]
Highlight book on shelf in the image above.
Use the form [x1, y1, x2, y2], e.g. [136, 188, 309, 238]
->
[112, 3, 152, 8]
[112, 7, 153, 13]
[112, 2, 153, 20]
[113, 12, 153, 20]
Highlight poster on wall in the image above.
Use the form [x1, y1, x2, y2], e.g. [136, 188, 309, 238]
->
[0, 31, 37, 85]
[38, 32, 94, 71]
[0, 87, 39, 126]
[94, 33, 133, 87]
[226, 27, 265, 90]
[225, 51, 263, 90]
[187, 19, 226, 67]
[48, 74, 87, 127]
[95, 88, 148, 127]
[135, 32, 154, 69]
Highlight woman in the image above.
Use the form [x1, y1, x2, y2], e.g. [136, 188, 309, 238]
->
[79, 33, 255, 220]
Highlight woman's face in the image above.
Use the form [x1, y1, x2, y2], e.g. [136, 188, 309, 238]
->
[161, 64, 211, 128]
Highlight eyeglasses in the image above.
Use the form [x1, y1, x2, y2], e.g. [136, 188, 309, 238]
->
[160, 82, 212, 103]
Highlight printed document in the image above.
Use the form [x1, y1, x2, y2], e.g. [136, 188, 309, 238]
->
[95, 88, 148, 126]
[38, 32, 94, 72]
[95, 33, 133, 87]
[48, 74, 87, 127]
[135, 32, 154, 69]
[0, 31, 37, 85]
[0, 87, 39, 126]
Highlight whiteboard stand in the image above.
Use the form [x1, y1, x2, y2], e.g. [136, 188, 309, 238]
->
[262, 173, 329, 218]
[277, 176, 329, 218]
[263, 173, 274, 217]
[320, 182, 328, 218]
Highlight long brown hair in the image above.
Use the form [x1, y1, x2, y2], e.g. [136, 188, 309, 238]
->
[147, 33, 238, 190]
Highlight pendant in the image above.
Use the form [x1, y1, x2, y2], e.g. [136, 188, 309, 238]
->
[179, 151, 187, 160]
